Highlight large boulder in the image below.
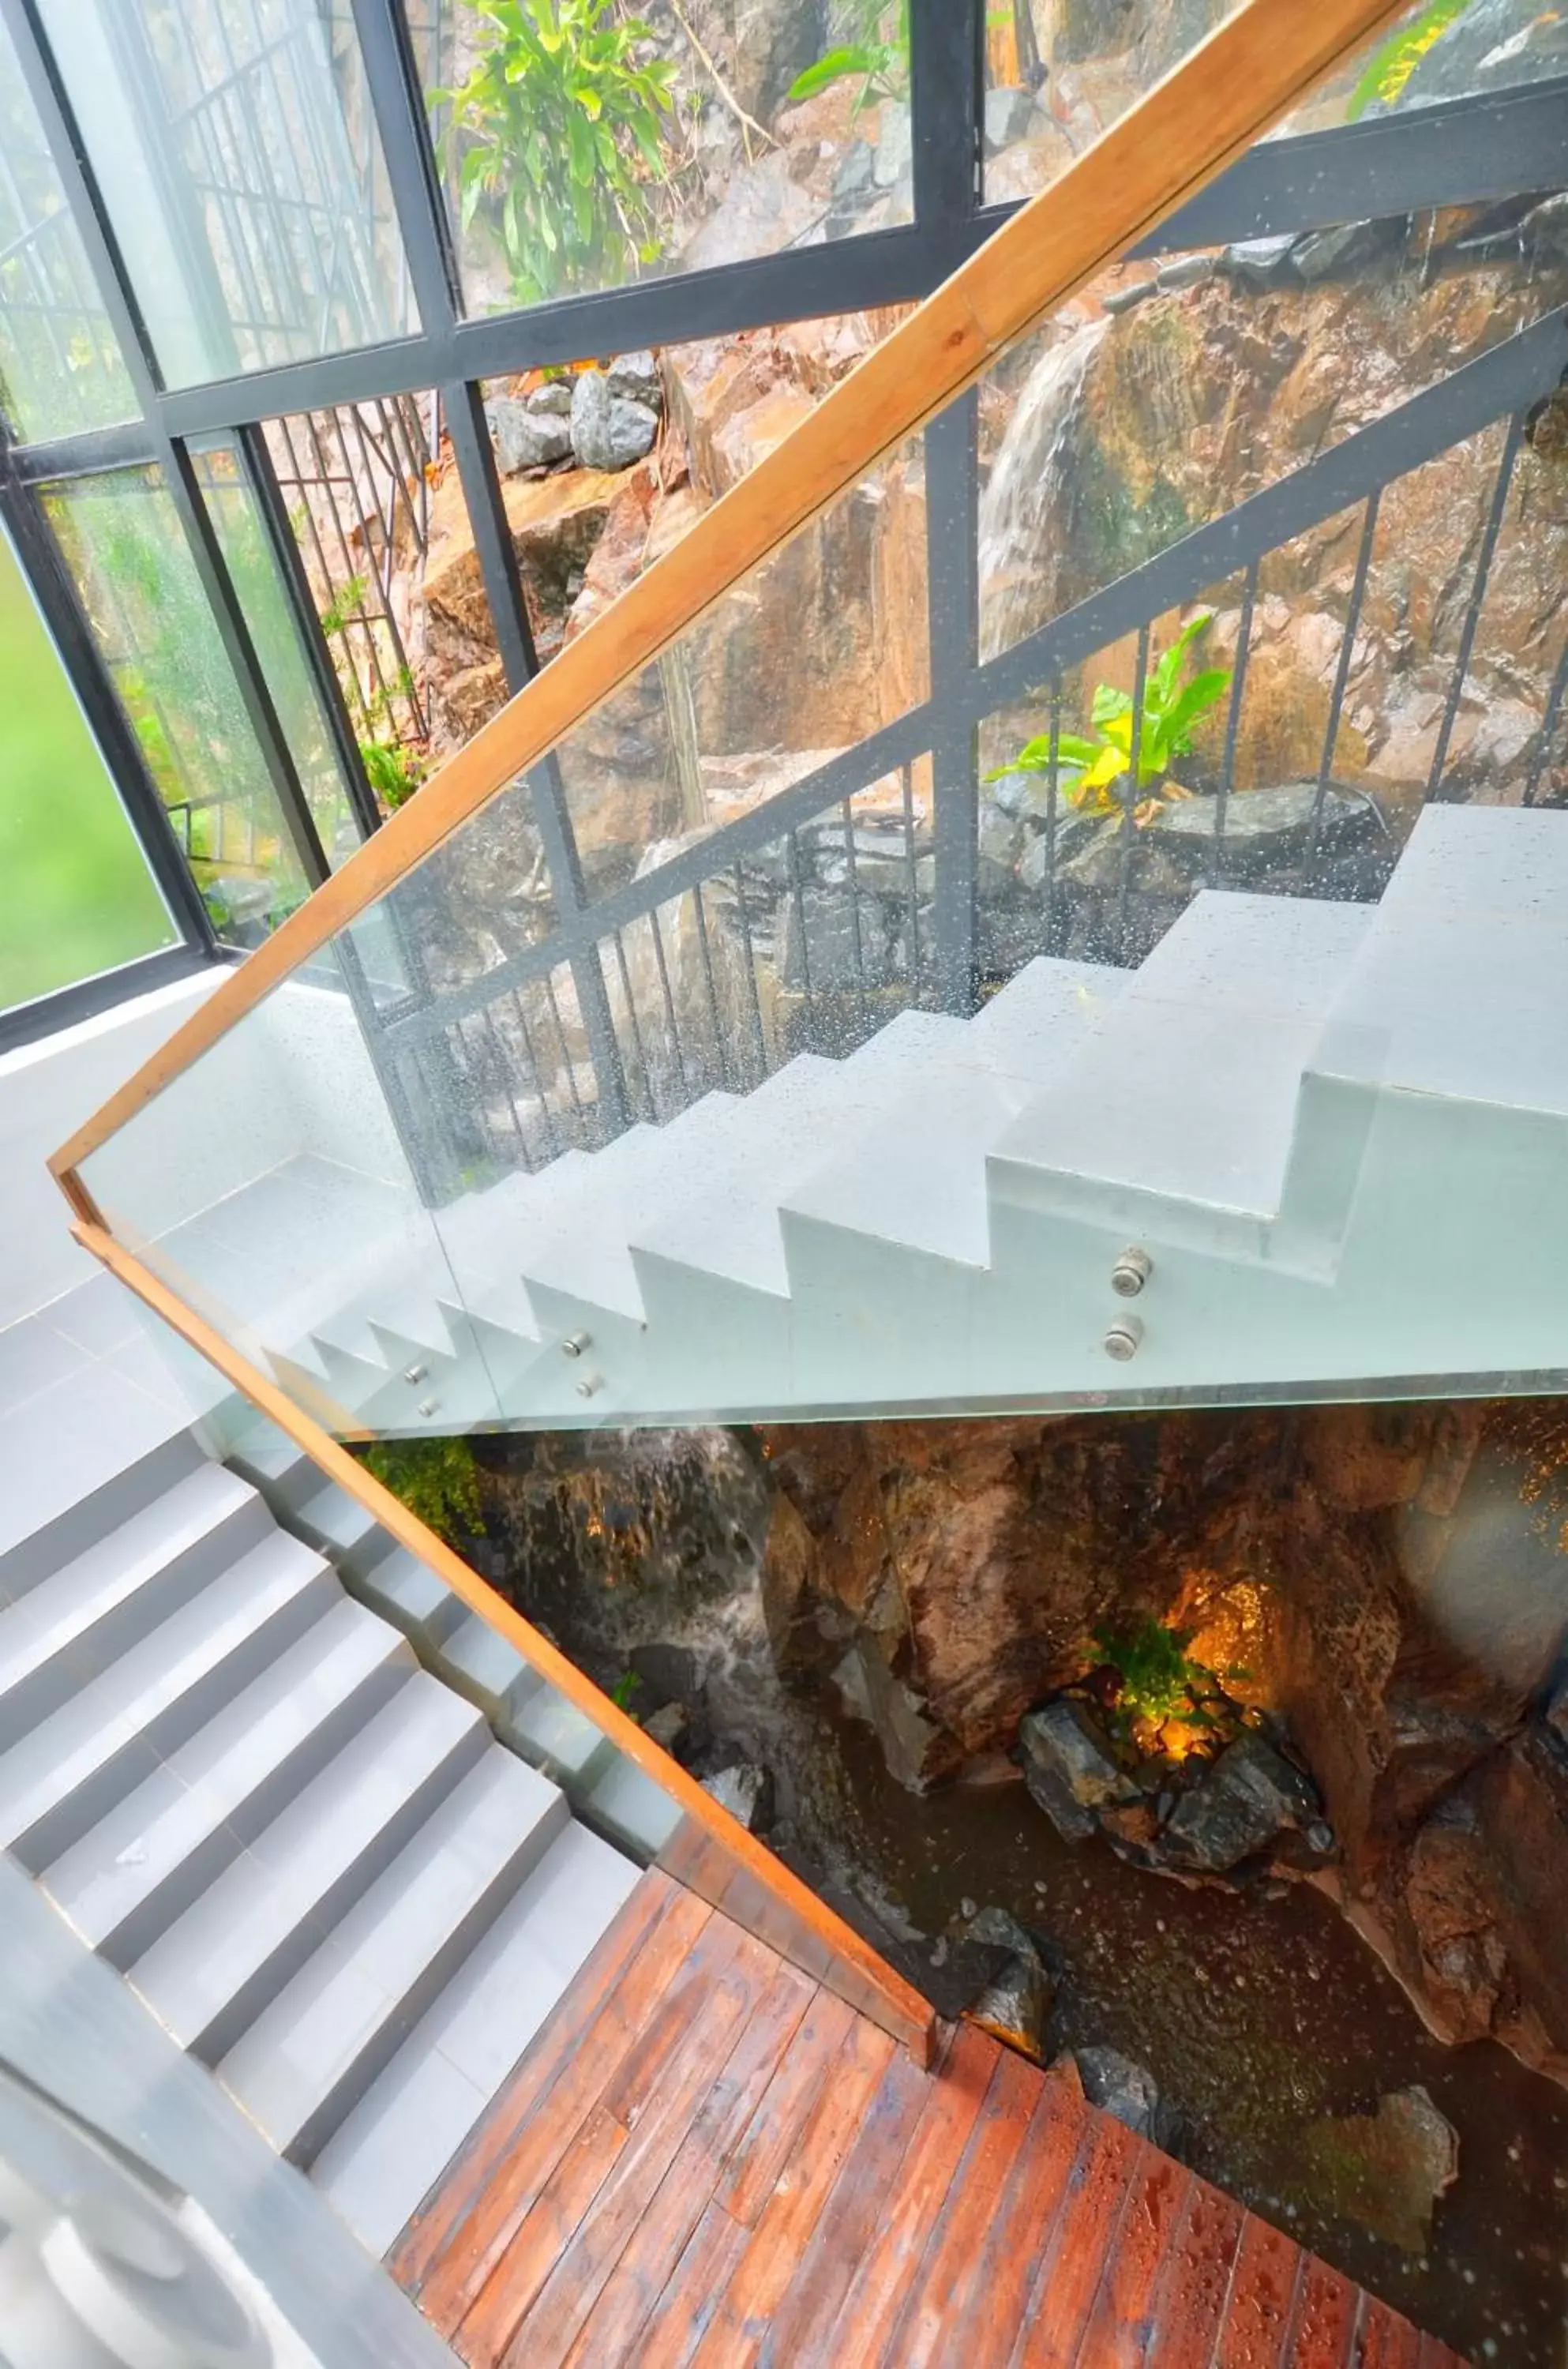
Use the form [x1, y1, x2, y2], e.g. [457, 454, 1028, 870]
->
[1018, 1698, 1138, 1843]
[1159, 1732, 1325, 1874]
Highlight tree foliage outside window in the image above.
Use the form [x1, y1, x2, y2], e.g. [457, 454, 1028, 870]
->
[436, 0, 677, 305]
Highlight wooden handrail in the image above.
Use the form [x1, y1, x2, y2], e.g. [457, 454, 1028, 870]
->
[51, 0, 1408, 1187]
[74, 1218, 939, 2065]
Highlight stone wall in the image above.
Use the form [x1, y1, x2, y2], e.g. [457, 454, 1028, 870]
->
[760, 1398, 1568, 2084]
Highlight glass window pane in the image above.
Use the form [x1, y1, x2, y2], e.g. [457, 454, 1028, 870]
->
[0, 520, 176, 1016]
[1274, 0, 1568, 135]
[420, 0, 913, 318]
[0, 9, 137, 443]
[34, 0, 417, 389]
[43, 464, 310, 948]
[984, 0, 1243, 208]
[189, 435, 365, 870]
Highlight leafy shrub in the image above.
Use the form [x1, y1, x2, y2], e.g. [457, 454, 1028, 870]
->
[1090, 1616, 1245, 1748]
[362, 1436, 486, 1541]
[358, 739, 426, 810]
[437, 0, 676, 303]
[789, 0, 909, 111]
[1346, 0, 1472, 118]
[990, 611, 1230, 824]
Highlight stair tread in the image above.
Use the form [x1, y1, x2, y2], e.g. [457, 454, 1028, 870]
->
[0, 1465, 267, 1744]
[43, 1597, 414, 1956]
[1311, 809, 1568, 1112]
[992, 893, 1371, 1221]
[309, 1823, 639, 2254]
[130, 1672, 489, 2053]
[632, 1032, 965, 1293]
[786, 960, 1123, 1263]
[506, 1681, 613, 1780]
[497, 1091, 747, 1319]
[0, 1532, 338, 1861]
[218, 1746, 568, 2159]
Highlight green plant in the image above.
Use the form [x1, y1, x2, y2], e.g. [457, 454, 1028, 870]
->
[362, 1436, 486, 1541]
[1345, 0, 1472, 118]
[607, 1670, 643, 1717]
[988, 611, 1230, 822]
[1090, 1616, 1245, 1748]
[317, 573, 369, 637]
[358, 738, 426, 809]
[788, 0, 909, 112]
[436, 0, 677, 305]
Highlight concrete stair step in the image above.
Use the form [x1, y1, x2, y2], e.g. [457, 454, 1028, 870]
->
[129, 1673, 490, 2061]
[0, 1428, 207, 1606]
[0, 1465, 272, 1754]
[0, 1533, 339, 1871]
[218, 1745, 571, 2164]
[43, 1597, 415, 1967]
[309, 1822, 640, 2254]
[353, 1544, 466, 1655]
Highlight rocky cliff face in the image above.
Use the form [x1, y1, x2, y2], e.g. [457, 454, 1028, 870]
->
[760, 1398, 1568, 2084]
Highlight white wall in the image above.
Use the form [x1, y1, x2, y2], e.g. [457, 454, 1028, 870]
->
[0, 971, 222, 1327]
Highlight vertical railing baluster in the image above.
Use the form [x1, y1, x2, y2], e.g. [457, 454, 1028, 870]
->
[1042, 679, 1062, 956]
[612, 927, 656, 1121]
[542, 970, 587, 1145]
[900, 761, 921, 1000]
[1309, 494, 1380, 861]
[511, 989, 562, 1162]
[691, 883, 730, 1091]
[480, 1004, 535, 1173]
[786, 827, 816, 1048]
[452, 1016, 502, 1171]
[731, 860, 769, 1087]
[647, 904, 689, 1102]
[1427, 412, 1525, 805]
[839, 796, 871, 1031]
[1525, 639, 1568, 809]
[1211, 561, 1258, 890]
[1118, 625, 1151, 962]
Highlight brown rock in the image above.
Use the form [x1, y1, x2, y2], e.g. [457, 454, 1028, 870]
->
[1299, 2086, 1459, 2254]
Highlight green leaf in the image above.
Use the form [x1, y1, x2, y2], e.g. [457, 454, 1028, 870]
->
[1090, 681, 1131, 726]
[787, 43, 882, 100]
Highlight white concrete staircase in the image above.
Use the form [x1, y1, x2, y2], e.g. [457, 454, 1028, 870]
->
[0, 1430, 650, 2259]
[243, 805, 1568, 1421]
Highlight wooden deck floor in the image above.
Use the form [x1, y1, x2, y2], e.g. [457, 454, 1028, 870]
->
[392, 1868, 1465, 2369]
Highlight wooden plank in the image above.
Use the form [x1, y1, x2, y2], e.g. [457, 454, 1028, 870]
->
[878, 2045, 1044, 2369]
[1139, 2175, 1247, 2368]
[812, 2022, 1000, 2364]
[501, 1932, 782, 2369]
[461, 1918, 764, 2366]
[951, 2076, 1090, 2369]
[415, 1881, 714, 2336]
[53, 0, 1411, 1184]
[1214, 2217, 1305, 2369]
[391, 1869, 681, 2292]
[69, 1222, 938, 2067]
[688, 2013, 898, 2368]
[1007, 2110, 1142, 2367]
[635, 2202, 752, 2369]
[1285, 2253, 1363, 2368]
[552, 1958, 818, 2369]
[750, 2029, 934, 2368]
[1072, 2146, 1191, 2368]
[1352, 2305, 1422, 2368]
[715, 1988, 858, 2228]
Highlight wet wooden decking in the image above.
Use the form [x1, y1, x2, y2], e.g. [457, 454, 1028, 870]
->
[391, 1868, 1465, 2369]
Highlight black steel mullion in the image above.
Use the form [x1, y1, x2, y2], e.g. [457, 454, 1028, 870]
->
[344, 0, 461, 355]
[925, 389, 981, 1014]
[1310, 493, 1380, 851]
[1210, 564, 1257, 889]
[1427, 411, 1525, 802]
[239, 421, 381, 840]
[444, 377, 538, 693]
[164, 437, 330, 887]
[910, 0, 981, 274]
[1118, 623, 1150, 961]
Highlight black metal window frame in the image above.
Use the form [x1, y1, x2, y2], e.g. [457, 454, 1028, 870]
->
[0, 0, 1563, 1060]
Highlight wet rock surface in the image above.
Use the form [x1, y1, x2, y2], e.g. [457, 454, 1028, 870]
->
[1073, 2045, 1181, 2153]
[1300, 2086, 1461, 2255]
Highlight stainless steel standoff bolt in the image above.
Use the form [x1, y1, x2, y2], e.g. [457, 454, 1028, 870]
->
[416, 1398, 440, 1417]
[1110, 1246, 1152, 1297]
[403, 1364, 428, 1385]
[1104, 1314, 1144, 1361]
[561, 1331, 591, 1358]
[575, 1373, 603, 1398]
